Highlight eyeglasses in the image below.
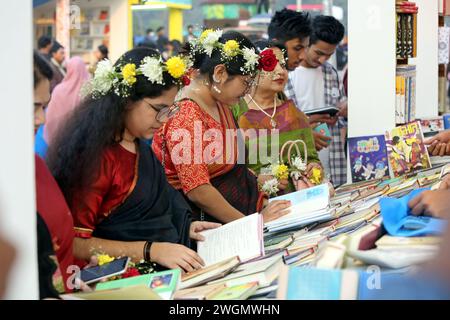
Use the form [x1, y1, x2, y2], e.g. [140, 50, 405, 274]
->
[144, 100, 180, 123]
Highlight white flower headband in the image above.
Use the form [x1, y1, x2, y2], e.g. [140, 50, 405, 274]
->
[82, 55, 193, 99]
[189, 29, 263, 75]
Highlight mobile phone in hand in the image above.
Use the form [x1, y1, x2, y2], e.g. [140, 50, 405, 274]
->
[80, 256, 130, 285]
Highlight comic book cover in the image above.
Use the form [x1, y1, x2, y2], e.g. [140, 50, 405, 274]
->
[348, 135, 389, 182]
[385, 121, 432, 178]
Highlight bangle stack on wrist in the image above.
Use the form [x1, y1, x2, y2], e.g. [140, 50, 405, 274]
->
[143, 241, 153, 262]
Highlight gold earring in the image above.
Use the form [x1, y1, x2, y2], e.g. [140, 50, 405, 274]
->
[212, 85, 222, 94]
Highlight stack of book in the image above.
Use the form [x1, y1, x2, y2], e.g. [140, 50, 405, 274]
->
[396, 1, 418, 59]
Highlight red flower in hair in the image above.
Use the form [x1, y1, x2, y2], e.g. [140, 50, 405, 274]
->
[258, 49, 278, 72]
[181, 75, 191, 86]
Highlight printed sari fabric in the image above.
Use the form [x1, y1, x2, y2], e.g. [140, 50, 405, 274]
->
[234, 98, 321, 175]
[152, 98, 265, 222]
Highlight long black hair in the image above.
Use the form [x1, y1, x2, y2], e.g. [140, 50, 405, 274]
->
[46, 47, 177, 205]
[184, 31, 258, 82]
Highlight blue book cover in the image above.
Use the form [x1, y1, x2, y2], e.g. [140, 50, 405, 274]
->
[348, 135, 389, 182]
[286, 268, 342, 300]
[443, 114, 450, 130]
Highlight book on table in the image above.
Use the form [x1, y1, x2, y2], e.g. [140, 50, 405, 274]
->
[179, 256, 240, 290]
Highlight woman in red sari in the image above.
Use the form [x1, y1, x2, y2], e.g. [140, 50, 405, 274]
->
[47, 48, 219, 273]
[152, 31, 291, 223]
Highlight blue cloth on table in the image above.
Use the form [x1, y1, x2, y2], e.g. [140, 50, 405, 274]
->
[35, 125, 48, 159]
[380, 188, 447, 237]
[359, 271, 450, 300]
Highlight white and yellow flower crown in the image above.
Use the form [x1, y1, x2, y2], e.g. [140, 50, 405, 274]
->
[83, 55, 193, 99]
[189, 29, 261, 75]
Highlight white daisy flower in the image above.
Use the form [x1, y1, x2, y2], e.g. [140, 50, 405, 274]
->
[292, 156, 307, 172]
[261, 178, 279, 196]
[139, 56, 164, 85]
[92, 59, 114, 94]
[242, 47, 259, 73]
[202, 30, 223, 56]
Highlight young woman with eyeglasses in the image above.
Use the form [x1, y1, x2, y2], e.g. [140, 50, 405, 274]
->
[152, 31, 291, 224]
[47, 47, 220, 273]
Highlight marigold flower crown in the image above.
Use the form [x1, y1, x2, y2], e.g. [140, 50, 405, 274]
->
[189, 29, 280, 76]
[82, 54, 193, 99]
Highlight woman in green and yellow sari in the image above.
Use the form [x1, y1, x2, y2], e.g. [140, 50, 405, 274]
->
[233, 41, 325, 194]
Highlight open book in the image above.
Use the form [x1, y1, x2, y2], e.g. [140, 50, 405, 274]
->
[197, 213, 264, 266]
[265, 184, 333, 232]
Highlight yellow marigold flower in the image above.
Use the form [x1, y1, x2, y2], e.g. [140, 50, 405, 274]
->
[273, 164, 289, 180]
[223, 40, 240, 57]
[97, 254, 114, 266]
[200, 29, 213, 41]
[122, 63, 137, 85]
[310, 167, 322, 185]
[166, 56, 186, 79]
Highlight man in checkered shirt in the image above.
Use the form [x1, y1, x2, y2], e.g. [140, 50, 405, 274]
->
[284, 15, 348, 187]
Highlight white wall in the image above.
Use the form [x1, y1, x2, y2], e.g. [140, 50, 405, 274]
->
[410, 0, 439, 118]
[0, 1, 38, 299]
[348, 0, 397, 137]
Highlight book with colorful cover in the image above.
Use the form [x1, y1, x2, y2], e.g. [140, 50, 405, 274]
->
[385, 121, 431, 178]
[348, 135, 389, 182]
[277, 266, 359, 300]
[147, 269, 181, 300]
[96, 269, 180, 300]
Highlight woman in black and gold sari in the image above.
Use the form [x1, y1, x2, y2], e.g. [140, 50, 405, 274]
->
[47, 48, 219, 273]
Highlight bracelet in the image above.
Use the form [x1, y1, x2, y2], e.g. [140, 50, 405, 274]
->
[143, 241, 153, 262]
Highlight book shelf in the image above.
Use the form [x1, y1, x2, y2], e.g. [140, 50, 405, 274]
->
[347, 0, 440, 184]
[348, 0, 439, 138]
[70, 7, 110, 64]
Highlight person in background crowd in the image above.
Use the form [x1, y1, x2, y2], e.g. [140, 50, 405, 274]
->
[34, 51, 86, 298]
[146, 28, 158, 44]
[49, 41, 66, 92]
[286, 15, 347, 187]
[156, 26, 169, 53]
[44, 56, 90, 147]
[37, 35, 52, 59]
[256, 0, 270, 14]
[268, 9, 332, 158]
[95, 44, 108, 62]
[184, 25, 197, 44]
[89, 45, 109, 75]
[162, 40, 182, 60]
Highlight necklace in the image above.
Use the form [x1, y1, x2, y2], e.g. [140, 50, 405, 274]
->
[247, 94, 278, 128]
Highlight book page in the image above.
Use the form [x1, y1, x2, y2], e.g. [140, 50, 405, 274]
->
[266, 184, 330, 226]
[197, 213, 263, 266]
